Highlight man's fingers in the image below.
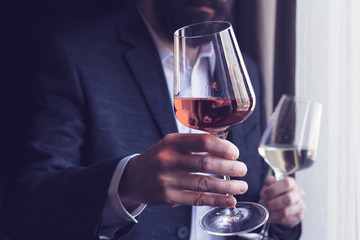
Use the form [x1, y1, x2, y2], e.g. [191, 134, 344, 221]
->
[133, 133, 247, 208]
[265, 175, 276, 185]
[176, 173, 248, 195]
[266, 187, 305, 210]
[162, 133, 239, 160]
[258, 176, 306, 228]
[261, 177, 296, 199]
[269, 200, 306, 227]
[176, 153, 247, 177]
[168, 190, 237, 208]
[156, 133, 246, 177]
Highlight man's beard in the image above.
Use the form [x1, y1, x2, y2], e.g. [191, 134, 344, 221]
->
[152, 0, 233, 42]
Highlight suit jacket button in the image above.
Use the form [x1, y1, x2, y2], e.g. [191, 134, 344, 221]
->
[176, 226, 189, 239]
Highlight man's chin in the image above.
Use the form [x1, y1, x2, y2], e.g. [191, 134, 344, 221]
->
[183, 6, 215, 16]
[154, 6, 227, 42]
[177, 11, 216, 26]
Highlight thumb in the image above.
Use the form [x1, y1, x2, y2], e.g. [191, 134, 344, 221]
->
[265, 175, 276, 186]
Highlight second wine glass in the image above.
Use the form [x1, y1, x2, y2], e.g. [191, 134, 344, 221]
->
[173, 21, 268, 236]
[256, 94, 323, 239]
[258, 94, 323, 181]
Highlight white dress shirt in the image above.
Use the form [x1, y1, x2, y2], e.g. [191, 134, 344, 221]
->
[100, 11, 226, 240]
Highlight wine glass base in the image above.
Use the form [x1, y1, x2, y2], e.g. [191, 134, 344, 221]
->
[200, 202, 269, 236]
[240, 232, 275, 240]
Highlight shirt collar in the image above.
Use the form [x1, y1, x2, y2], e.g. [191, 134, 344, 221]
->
[138, 8, 173, 64]
[139, 7, 215, 73]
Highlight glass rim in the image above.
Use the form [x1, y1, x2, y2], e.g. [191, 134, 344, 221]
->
[280, 94, 323, 107]
[173, 20, 232, 39]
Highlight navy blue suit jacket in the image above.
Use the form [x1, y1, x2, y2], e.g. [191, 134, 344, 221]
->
[3, 4, 300, 240]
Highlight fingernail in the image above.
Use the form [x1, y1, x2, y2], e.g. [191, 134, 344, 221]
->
[233, 146, 239, 159]
[239, 181, 248, 194]
[225, 197, 236, 207]
[240, 163, 247, 176]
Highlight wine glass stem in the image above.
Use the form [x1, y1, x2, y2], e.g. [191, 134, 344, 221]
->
[217, 132, 232, 194]
[215, 132, 228, 140]
[273, 170, 285, 181]
[223, 176, 230, 181]
[260, 221, 270, 238]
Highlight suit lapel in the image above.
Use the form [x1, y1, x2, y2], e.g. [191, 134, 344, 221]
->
[117, 9, 177, 137]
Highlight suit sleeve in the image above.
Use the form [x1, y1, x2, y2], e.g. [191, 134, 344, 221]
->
[3, 36, 126, 240]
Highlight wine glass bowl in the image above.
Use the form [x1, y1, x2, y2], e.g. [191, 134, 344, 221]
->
[258, 94, 323, 180]
[174, 21, 255, 139]
[173, 21, 268, 235]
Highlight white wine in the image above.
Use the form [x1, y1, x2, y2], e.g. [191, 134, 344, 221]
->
[258, 145, 317, 175]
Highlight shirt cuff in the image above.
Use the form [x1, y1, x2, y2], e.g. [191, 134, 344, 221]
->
[100, 154, 147, 239]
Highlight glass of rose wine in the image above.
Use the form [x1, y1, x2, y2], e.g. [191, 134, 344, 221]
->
[255, 94, 322, 239]
[173, 21, 268, 236]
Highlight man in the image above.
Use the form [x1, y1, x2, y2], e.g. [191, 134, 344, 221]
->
[3, 0, 304, 239]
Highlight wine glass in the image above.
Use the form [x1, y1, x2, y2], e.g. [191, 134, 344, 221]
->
[173, 21, 268, 236]
[255, 94, 323, 239]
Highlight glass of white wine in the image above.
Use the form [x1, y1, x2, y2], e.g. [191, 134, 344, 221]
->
[255, 94, 322, 239]
[258, 94, 322, 180]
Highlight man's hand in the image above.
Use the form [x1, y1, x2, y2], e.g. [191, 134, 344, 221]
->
[118, 133, 248, 209]
[259, 176, 305, 228]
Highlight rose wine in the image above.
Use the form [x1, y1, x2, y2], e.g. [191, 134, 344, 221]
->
[174, 97, 254, 136]
[258, 145, 316, 175]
